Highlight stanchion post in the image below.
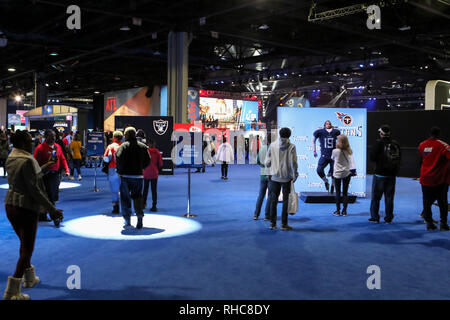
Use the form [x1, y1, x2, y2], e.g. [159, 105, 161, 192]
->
[92, 157, 100, 192]
[183, 167, 197, 218]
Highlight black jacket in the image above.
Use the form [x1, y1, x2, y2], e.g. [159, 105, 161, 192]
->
[370, 137, 401, 176]
[116, 139, 151, 176]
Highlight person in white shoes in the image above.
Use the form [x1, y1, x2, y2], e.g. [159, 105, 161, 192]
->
[3, 130, 63, 300]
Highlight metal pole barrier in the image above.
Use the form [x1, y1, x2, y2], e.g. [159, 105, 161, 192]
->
[92, 157, 100, 192]
[183, 167, 197, 218]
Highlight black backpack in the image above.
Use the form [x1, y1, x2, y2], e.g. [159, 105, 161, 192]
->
[382, 140, 401, 173]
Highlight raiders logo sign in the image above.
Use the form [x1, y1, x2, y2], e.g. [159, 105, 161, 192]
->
[153, 119, 169, 136]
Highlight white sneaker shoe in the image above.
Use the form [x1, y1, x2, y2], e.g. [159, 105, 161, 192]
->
[78, 175, 82, 181]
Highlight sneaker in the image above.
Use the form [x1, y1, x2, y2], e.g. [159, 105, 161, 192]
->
[269, 224, 277, 230]
[368, 218, 380, 223]
[253, 215, 259, 220]
[150, 206, 157, 212]
[341, 210, 347, 216]
[69, 176, 74, 180]
[78, 174, 82, 181]
[112, 204, 120, 214]
[324, 181, 330, 192]
[330, 184, 334, 194]
[264, 217, 270, 221]
[281, 225, 293, 231]
[224, 177, 228, 180]
[426, 222, 437, 230]
[332, 210, 341, 217]
[440, 223, 450, 231]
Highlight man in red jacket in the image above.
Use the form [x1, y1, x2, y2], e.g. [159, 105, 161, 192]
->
[33, 129, 70, 225]
[143, 138, 163, 212]
[418, 127, 450, 231]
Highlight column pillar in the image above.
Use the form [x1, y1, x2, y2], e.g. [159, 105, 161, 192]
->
[167, 31, 191, 123]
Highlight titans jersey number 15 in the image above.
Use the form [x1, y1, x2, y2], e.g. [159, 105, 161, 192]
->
[313, 128, 341, 158]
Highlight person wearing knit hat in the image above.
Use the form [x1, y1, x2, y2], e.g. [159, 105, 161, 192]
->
[104, 130, 124, 214]
[116, 127, 151, 229]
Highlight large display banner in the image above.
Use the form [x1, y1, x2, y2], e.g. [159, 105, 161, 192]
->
[278, 107, 367, 197]
[239, 100, 259, 130]
[115, 116, 174, 175]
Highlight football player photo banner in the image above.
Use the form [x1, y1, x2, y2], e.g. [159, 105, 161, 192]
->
[277, 107, 367, 197]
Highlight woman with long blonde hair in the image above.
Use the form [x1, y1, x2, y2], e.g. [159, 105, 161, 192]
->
[331, 134, 356, 216]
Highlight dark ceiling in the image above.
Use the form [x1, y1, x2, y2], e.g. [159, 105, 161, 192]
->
[0, 0, 449, 114]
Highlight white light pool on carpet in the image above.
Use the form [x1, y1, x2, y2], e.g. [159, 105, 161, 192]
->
[0, 182, 81, 189]
[60, 214, 202, 240]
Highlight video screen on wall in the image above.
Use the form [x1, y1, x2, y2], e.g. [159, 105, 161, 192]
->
[199, 97, 258, 130]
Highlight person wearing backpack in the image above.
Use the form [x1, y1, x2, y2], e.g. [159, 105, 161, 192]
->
[369, 125, 401, 224]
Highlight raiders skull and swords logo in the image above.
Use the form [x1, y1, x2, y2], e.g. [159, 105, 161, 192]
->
[153, 119, 169, 135]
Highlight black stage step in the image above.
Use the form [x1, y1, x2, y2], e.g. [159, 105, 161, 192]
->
[300, 192, 357, 204]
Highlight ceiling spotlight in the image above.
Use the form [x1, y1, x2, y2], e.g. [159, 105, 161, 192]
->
[258, 24, 269, 30]
[15, 95, 22, 102]
[369, 62, 374, 67]
[120, 25, 130, 31]
[94, 91, 100, 94]
[359, 64, 364, 68]
[49, 52, 58, 56]
[45, 83, 49, 87]
[7, 68, 16, 72]
[398, 25, 411, 31]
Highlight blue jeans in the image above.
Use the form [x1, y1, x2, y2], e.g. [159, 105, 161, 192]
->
[254, 179, 270, 219]
[108, 168, 121, 203]
[268, 180, 291, 226]
[370, 175, 396, 222]
[120, 177, 144, 220]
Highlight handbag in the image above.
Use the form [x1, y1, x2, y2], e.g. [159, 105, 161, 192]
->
[288, 181, 298, 215]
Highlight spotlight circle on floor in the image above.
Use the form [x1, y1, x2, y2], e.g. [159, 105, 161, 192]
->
[60, 214, 202, 240]
[0, 182, 81, 189]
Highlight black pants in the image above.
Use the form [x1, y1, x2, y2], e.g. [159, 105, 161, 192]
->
[370, 175, 396, 222]
[422, 184, 448, 225]
[317, 156, 333, 178]
[221, 162, 228, 178]
[143, 179, 158, 207]
[5, 205, 38, 278]
[268, 180, 291, 226]
[70, 159, 82, 177]
[43, 171, 60, 203]
[334, 175, 351, 212]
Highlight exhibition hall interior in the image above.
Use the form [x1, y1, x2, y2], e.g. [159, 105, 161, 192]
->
[0, 0, 449, 301]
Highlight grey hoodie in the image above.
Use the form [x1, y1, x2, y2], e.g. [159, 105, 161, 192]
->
[265, 138, 298, 183]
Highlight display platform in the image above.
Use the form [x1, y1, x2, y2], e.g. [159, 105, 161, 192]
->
[300, 192, 357, 203]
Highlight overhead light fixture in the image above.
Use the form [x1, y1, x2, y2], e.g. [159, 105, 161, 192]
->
[15, 95, 22, 102]
[258, 24, 269, 30]
[398, 25, 411, 31]
[45, 83, 49, 87]
[120, 25, 130, 31]
[7, 68, 16, 72]
[49, 52, 58, 56]
[94, 91, 100, 94]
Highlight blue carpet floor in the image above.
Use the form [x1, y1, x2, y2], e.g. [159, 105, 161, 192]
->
[0, 164, 449, 300]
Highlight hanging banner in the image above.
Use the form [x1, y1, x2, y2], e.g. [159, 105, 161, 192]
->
[278, 107, 367, 197]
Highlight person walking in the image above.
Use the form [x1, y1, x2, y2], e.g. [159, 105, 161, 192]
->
[369, 125, 401, 224]
[33, 129, 69, 224]
[253, 136, 271, 220]
[143, 138, 163, 212]
[0, 132, 10, 177]
[418, 127, 450, 231]
[3, 130, 63, 300]
[215, 136, 234, 180]
[265, 128, 299, 231]
[69, 133, 83, 181]
[331, 134, 356, 216]
[103, 131, 123, 214]
[116, 127, 151, 229]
